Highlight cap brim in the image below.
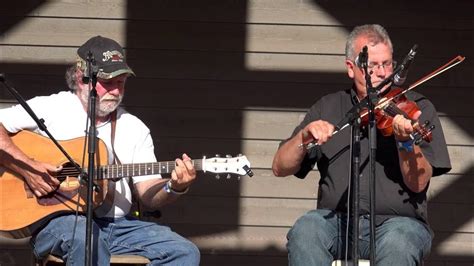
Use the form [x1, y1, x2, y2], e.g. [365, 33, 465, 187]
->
[97, 68, 135, 79]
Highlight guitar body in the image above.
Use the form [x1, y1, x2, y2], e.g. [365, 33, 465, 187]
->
[0, 130, 108, 238]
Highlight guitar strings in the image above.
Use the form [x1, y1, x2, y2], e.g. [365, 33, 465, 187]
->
[55, 160, 204, 179]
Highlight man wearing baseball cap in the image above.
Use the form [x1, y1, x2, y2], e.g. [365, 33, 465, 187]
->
[0, 36, 200, 265]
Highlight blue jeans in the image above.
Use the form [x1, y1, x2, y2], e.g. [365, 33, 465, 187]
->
[287, 209, 432, 266]
[31, 214, 200, 266]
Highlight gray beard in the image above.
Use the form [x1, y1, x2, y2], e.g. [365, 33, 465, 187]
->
[78, 89, 123, 118]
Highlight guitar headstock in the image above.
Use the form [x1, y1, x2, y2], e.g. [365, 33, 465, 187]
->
[202, 155, 254, 178]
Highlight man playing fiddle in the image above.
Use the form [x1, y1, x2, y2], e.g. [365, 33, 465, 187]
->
[272, 24, 451, 265]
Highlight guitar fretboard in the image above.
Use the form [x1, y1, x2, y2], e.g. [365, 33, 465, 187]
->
[98, 159, 204, 180]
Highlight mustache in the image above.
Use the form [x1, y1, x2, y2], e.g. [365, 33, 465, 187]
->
[100, 94, 121, 102]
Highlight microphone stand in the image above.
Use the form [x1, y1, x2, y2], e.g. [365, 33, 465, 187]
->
[352, 46, 371, 266]
[361, 47, 378, 266]
[332, 46, 407, 266]
[83, 51, 99, 266]
[361, 47, 405, 265]
[349, 115, 361, 266]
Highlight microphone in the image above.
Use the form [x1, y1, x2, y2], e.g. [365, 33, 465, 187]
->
[82, 51, 97, 84]
[393, 44, 418, 86]
[354, 46, 368, 68]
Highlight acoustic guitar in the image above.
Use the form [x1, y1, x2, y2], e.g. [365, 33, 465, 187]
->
[0, 130, 253, 238]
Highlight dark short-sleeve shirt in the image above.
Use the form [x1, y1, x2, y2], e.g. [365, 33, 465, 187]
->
[285, 87, 451, 225]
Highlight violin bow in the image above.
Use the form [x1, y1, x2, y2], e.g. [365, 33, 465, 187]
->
[393, 55, 466, 100]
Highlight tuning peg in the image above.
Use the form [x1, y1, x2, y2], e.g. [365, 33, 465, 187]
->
[226, 174, 231, 179]
[243, 165, 254, 177]
[215, 174, 221, 179]
[423, 121, 436, 132]
[215, 154, 221, 158]
[237, 153, 243, 157]
[226, 154, 232, 158]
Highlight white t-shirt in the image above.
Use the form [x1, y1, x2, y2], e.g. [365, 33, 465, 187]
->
[0, 91, 161, 218]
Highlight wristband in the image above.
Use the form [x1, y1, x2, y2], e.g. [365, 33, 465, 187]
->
[164, 180, 189, 195]
[397, 139, 414, 152]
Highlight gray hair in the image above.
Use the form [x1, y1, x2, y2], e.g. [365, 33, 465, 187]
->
[65, 64, 81, 92]
[345, 24, 393, 61]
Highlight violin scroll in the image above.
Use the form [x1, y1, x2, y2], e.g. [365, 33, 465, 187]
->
[412, 120, 434, 145]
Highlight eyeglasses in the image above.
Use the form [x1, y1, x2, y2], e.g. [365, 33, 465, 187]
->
[366, 60, 397, 72]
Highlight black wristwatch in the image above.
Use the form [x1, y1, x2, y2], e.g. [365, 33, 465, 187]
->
[164, 180, 189, 195]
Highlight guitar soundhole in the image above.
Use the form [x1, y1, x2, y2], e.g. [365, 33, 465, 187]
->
[57, 163, 81, 190]
[36, 162, 82, 206]
[56, 162, 81, 182]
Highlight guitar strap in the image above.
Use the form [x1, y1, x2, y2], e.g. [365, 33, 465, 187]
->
[110, 110, 122, 165]
[94, 111, 121, 217]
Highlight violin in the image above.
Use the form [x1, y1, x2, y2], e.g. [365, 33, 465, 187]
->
[303, 55, 465, 150]
[360, 87, 433, 144]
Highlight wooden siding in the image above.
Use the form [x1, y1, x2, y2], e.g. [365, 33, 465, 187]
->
[1, 1, 473, 265]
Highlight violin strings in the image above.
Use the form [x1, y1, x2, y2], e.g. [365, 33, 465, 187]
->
[384, 103, 412, 121]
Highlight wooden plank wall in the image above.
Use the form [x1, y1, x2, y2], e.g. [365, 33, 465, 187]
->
[1, 1, 473, 265]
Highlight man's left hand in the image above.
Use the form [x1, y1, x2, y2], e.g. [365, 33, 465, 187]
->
[169, 153, 196, 192]
[392, 111, 421, 141]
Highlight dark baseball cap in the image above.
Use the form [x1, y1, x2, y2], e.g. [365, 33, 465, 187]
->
[77, 35, 135, 79]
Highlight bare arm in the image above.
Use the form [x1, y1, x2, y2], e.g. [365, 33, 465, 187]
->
[398, 145, 432, 192]
[392, 114, 433, 193]
[134, 153, 196, 209]
[272, 120, 335, 177]
[0, 124, 60, 196]
[272, 130, 308, 177]
[133, 178, 178, 209]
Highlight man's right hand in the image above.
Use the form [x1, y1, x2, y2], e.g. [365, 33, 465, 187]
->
[22, 161, 61, 197]
[301, 120, 335, 147]
[272, 119, 335, 177]
[0, 125, 61, 197]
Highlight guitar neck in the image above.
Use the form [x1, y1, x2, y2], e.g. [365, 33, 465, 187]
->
[98, 159, 203, 180]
